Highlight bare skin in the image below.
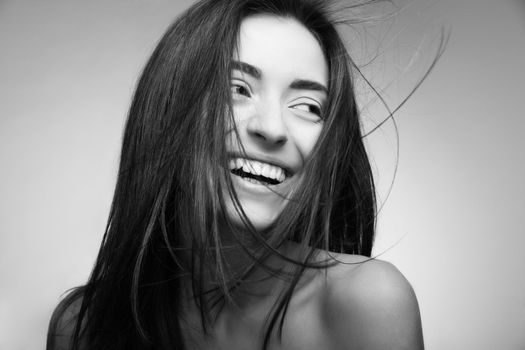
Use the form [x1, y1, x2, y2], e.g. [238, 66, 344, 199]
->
[50, 242, 423, 350]
[179, 242, 424, 350]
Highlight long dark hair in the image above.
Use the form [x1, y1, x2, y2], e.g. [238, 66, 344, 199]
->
[47, 0, 378, 349]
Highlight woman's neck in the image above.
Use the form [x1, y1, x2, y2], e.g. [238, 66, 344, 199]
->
[179, 223, 304, 314]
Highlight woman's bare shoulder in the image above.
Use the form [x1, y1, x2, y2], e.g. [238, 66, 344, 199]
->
[317, 253, 424, 349]
[47, 289, 85, 350]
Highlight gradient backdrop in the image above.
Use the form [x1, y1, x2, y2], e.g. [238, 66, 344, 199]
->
[1, 0, 524, 349]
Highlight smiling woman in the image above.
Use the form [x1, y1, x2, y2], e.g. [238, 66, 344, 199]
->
[47, 1, 423, 349]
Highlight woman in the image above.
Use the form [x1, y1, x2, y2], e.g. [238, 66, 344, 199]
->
[48, 0, 424, 349]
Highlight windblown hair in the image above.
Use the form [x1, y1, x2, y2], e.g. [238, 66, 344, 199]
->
[47, 0, 378, 349]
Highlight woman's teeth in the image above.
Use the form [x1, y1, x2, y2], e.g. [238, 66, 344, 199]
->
[229, 158, 286, 184]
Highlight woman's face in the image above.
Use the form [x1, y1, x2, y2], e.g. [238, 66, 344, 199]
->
[224, 14, 328, 231]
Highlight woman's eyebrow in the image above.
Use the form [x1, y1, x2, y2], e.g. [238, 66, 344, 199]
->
[231, 60, 327, 93]
[231, 60, 262, 79]
[290, 79, 328, 94]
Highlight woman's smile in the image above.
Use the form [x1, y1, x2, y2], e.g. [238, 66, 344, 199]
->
[229, 158, 288, 186]
[228, 154, 294, 198]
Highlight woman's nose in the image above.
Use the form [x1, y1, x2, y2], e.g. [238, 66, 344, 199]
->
[246, 103, 288, 148]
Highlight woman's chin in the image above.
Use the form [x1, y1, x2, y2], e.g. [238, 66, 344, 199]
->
[228, 211, 276, 232]
[220, 184, 288, 232]
[223, 202, 280, 233]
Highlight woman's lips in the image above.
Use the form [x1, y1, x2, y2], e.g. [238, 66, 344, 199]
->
[229, 165, 292, 195]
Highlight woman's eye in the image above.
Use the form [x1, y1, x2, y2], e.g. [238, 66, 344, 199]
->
[292, 103, 322, 117]
[231, 83, 251, 98]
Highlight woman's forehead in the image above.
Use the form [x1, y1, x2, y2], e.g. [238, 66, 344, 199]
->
[234, 14, 328, 87]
